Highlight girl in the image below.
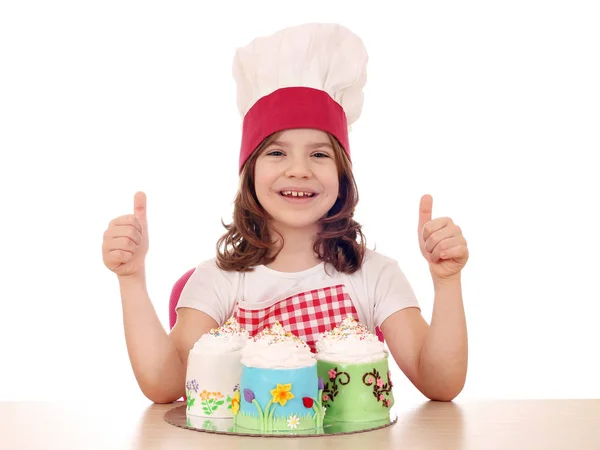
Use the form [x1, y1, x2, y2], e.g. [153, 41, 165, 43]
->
[102, 23, 469, 405]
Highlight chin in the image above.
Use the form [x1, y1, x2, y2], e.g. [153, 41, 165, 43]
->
[270, 214, 323, 232]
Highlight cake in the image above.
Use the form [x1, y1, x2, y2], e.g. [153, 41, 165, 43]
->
[185, 317, 248, 419]
[315, 316, 394, 423]
[185, 415, 235, 433]
[234, 322, 326, 432]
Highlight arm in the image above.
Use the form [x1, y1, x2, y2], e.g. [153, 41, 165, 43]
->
[382, 194, 469, 401]
[102, 192, 219, 404]
[381, 275, 467, 401]
[119, 275, 218, 403]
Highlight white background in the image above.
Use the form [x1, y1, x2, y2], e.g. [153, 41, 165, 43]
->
[1, 0, 599, 405]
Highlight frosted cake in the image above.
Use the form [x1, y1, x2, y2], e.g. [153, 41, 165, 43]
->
[235, 322, 326, 432]
[316, 316, 394, 423]
[185, 317, 248, 418]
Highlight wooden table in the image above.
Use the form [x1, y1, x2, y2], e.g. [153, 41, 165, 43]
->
[2, 400, 599, 449]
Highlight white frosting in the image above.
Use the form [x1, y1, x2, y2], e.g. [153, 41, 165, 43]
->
[315, 316, 388, 364]
[190, 317, 249, 355]
[241, 322, 315, 369]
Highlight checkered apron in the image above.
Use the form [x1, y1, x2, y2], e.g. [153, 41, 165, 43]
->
[233, 283, 360, 353]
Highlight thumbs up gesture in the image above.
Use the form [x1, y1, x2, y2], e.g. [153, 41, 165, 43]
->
[418, 194, 469, 281]
[102, 192, 149, 278]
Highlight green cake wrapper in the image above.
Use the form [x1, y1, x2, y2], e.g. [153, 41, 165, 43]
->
[317, 356, 394, 423]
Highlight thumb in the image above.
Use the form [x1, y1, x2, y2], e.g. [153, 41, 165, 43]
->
[134, 191, 148, 229]
[418, 194, 433, 241]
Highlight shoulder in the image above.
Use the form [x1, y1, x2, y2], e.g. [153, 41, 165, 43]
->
[353, 248, 412, 287]
[360, 248, 403, 272]
[177, 258, 241, 326]
[187, 257, 243, 285]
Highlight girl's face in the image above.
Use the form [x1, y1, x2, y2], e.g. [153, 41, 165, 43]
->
[254, 128, 339, 235]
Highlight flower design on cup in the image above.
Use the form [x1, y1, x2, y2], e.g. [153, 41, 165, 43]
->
[363, 368, 393, 408]
[270, 383, 294, 406]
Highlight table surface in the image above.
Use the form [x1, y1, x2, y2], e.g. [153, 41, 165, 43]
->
[2, 399, 599, 450]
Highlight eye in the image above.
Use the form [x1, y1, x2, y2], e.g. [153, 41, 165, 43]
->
[266, 150, 284, 157]
[312, 152, 330, 158]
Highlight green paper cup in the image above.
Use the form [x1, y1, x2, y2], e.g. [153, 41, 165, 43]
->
[317, 356, 394, 423]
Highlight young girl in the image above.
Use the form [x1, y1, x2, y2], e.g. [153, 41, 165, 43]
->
[102, 23, 469, 405]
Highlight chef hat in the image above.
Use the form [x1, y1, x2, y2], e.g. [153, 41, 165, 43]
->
[232, 23, 368, 172]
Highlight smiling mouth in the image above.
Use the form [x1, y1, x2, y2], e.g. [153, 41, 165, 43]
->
[279, 190, 316, 198]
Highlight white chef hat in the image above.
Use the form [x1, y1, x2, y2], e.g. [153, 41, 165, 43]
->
[232, 23, 368, 172]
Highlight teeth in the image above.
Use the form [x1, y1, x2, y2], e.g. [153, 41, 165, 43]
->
[282, 191, 313, 197]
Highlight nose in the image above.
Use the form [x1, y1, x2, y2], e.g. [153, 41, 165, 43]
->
[284, 154, 312, 179]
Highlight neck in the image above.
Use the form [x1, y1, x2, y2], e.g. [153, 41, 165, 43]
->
[266, 224, 322, 272]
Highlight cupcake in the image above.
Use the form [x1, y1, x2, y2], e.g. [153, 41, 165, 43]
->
[316, 316, 394, 423]
[185, 317, 248, 418]
[235, 322, 326, 433]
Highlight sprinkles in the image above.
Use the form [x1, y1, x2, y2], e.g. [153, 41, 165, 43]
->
[208, 316, 248, 338]
[319, 316, 378, 342]
[252, 322, 309, 349]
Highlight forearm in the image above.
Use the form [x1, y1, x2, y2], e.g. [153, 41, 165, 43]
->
[418, 275, 468, 401]
[119, 274, 185, 403]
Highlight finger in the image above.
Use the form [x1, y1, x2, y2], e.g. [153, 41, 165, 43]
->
[423, 218, 455, 249]
[422, 217, 453, 244]
[431, 237, 468, 262]
[134, 191, 147, 229]
[105, 249, 133, 268]
[438, 245, 469, 263]
[424, 223, 463, 253]
[108, 215, 143, 234]
[104, 225, 142, 246]
[418, 194, 433, 242]
[425, 226, 454, 254]
[430, 236, 465, 262]
[104, 237, 137, 254]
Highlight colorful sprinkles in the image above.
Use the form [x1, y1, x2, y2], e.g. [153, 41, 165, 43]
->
[320, 316, 378, 342]
[208, 316, 248, 338]
[252, 322, 309, 348]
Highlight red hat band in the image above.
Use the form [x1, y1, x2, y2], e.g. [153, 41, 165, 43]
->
[239, 86, 350, 172]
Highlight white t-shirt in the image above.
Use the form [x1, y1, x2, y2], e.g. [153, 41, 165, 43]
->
[176, 249, 420, 333]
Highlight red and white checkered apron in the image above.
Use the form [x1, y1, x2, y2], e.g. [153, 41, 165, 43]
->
[233, 283, 359, 353]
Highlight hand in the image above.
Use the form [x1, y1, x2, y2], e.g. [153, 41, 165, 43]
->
[418, 194, 469, 281]
[102, 191, 149, 279]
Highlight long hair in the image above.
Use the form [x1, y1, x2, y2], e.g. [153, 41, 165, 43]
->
[216, 131, 366, 273]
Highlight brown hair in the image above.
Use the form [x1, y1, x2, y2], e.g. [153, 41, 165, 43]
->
[216, 131, 366, 273]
